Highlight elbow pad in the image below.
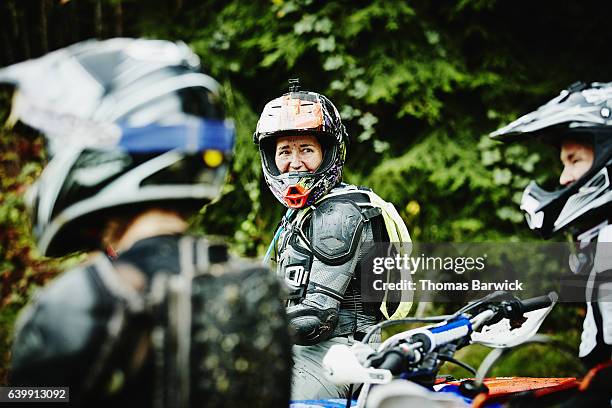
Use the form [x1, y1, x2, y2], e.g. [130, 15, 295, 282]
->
[287, 306, 339, 346]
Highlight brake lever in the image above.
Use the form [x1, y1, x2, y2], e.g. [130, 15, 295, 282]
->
[487, 298, 530, 329]
[452, 290, 513, 318]
[468, 293, 528, 328]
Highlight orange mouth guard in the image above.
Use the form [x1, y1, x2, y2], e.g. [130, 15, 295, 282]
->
[283, 184, 311, 208]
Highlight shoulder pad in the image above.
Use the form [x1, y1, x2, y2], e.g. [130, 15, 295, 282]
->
[309, 199, 365, 265]
[319, 184, 373, 205]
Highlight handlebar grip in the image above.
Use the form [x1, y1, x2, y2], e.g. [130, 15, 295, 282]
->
[377, 351, 404, 374]
[521, 292, 558, 313]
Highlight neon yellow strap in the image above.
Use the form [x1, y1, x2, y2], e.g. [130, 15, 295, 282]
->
[359, 191, 413, 319]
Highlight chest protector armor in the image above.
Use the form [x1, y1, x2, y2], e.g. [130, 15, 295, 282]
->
[272, 184, 413, 321]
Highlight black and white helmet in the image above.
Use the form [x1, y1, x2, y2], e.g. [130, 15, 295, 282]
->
[491, 82, 612, 238]
[0, 38, 235, 256]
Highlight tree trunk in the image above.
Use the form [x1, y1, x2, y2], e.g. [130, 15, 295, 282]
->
[19, 2, 31, 60]
[39, 0, 49, 53]
[114, 0, 123, 37]
[69, 0, 79, 43]
[7, 0, 19, 38]
[94, 0, 102, 38]
[1, 2, 14, 64]
[1, 28, 14, 65]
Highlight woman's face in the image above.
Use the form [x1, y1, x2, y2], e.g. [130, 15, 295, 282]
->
[275, 135, 323, 174]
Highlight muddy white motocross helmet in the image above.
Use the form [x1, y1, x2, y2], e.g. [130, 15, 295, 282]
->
[253, 81, 347, 209]
[0, 38, 235, 256]
[491, 81, 612, 239]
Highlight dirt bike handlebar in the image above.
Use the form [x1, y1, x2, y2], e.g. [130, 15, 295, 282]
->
[371, 292, 558, 374]
[521, 292, 558, 313]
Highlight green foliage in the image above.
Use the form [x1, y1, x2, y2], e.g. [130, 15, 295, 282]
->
[0, 123, 60, 384]
[439, 338, 583, 379]
[191, 81, 284, 256]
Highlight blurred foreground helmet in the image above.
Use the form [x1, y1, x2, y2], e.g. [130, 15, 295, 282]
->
[253, 84, 347, 208]
[0, 38, 235, 256]
[491, 82, 612, 238]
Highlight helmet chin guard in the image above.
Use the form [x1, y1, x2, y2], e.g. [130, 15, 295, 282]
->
[520, 164, 612, 238]
[283, 184, 311, 208]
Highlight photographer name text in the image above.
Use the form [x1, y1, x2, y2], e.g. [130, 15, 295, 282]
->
[372, 279, 524, 292]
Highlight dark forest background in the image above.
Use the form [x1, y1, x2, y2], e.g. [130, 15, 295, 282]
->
[2, 0, 610, 383]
